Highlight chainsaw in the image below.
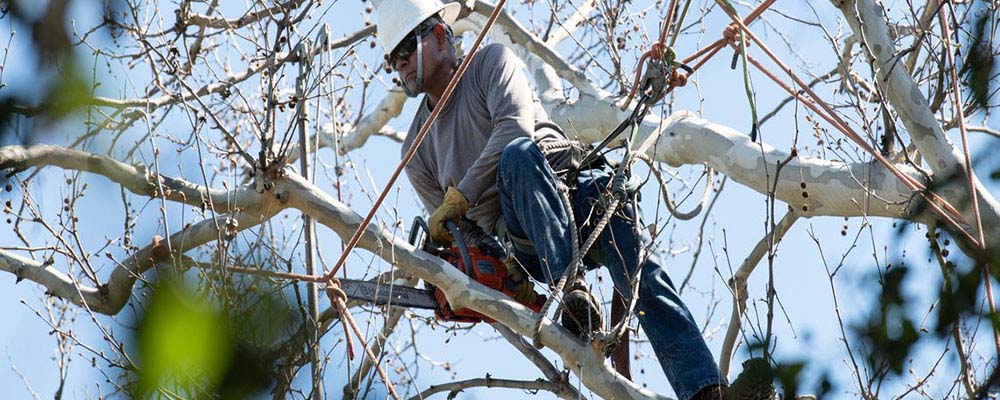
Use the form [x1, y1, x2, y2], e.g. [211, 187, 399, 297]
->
[340, 217, 545, 323]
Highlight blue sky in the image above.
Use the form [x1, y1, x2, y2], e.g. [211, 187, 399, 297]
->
[2, 0, 999, 399]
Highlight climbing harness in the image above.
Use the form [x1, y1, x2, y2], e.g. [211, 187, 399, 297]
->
[530, 0, 700, 349]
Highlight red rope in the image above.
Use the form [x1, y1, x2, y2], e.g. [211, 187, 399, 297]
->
[654, 0, 776, 100]
[713, 1, 978, 247]
[939, 1, 996, 358]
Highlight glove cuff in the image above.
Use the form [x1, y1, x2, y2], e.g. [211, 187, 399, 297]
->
[444, 186, 470, 213]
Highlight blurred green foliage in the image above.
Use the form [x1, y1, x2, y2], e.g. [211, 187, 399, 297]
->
[129, 274, 300, 399]
[136, 279, 233, 397]
[852, 265, 919, 376]
[961, 5, 996, 112]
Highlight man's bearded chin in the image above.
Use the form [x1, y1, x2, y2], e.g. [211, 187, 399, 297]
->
[403, 77, 422, 97]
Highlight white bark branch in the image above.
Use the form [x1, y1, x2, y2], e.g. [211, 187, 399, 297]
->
[0, 145, 261, 212]
[543, 0, 597, 48]
[329, 89, 408, 155]
[408, 376, 568, 400]
[278, 172, 670, 399]
[834, 0, 1000, 246]
[0, 207, 275, 314]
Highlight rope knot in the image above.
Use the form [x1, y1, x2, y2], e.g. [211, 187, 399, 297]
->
[325, 278, 348, 305]
[723, 23, 751, 49]
[648, 43, 668, 60]
[668, 69, 688, 87]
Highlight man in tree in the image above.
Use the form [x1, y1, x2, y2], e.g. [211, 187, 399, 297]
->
[376, 1, 774, 398]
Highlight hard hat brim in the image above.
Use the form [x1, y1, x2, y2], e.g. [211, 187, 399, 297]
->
[438, 2, 461, 25]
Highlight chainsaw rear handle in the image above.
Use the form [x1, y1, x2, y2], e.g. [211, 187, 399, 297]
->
[408, 216, 431, 249]
[444, 220, 476, 281]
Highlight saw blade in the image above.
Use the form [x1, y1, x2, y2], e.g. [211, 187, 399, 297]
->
[340, 279, 439, 310]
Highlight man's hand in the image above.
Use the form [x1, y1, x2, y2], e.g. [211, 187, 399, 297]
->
[503, 258, 538, 306]
[429, 186, 470, 244]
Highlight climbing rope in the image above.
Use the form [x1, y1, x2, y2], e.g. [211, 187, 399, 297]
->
[710, 1, 976, 246]
[532, 186, 624, 348]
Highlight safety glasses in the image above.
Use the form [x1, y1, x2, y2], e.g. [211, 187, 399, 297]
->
[388, 27, 432, 68]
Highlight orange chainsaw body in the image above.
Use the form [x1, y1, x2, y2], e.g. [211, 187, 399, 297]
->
[432, 246, 545, 323]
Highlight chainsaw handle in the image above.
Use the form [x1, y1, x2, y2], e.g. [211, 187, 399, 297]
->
[444, 221, 476, 280]
[408, 216, 431, 249]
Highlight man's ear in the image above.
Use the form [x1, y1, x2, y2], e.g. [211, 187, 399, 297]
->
[432, 24, 448, 43]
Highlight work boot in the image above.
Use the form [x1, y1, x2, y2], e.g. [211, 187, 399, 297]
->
[560, 279, 603, 338]
[725, 358, 776, 400]
[690, 358, 775, 400]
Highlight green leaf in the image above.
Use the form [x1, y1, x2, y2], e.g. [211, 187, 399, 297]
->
[136, 280, 232, 397]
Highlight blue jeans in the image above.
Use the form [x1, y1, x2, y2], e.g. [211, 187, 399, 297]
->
[497, 137, 723, 400]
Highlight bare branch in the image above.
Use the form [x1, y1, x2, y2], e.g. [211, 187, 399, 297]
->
[408, 376, 568, 400]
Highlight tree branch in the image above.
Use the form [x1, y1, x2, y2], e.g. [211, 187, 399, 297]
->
[834, 0, 1000, 247]
[408, 376, 567, 400]
[719, 211, 800, 376]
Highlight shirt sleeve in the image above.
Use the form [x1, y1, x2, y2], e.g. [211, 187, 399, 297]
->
[405, 152, 444, 213]
[456, 45, 537, 205]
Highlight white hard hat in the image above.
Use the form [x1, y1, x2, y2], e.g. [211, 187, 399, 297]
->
[376, 0, 461, 57]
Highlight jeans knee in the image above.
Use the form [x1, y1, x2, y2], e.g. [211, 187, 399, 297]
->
[502, 137, 539, 163]
[640, 264, 677, 296]
[500, 137, 544, 180]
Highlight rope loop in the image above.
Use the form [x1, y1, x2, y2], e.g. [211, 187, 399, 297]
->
[722, 23, 751, 49]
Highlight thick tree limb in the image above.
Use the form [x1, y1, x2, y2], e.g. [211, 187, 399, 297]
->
[329, 90, 408, 156]
[834, 0, 1000, 246]
[0, 145, 261, 212]
[278, 172, 669, 399]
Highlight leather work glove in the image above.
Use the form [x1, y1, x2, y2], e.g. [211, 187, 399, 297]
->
[503, 258, 538, 306]
[428, 187, 470, 245]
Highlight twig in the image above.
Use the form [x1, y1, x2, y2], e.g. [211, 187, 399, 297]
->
[718, 210, 798, 376]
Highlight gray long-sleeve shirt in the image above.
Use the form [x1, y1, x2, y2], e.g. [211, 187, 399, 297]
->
[402, 43, 568, 233]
